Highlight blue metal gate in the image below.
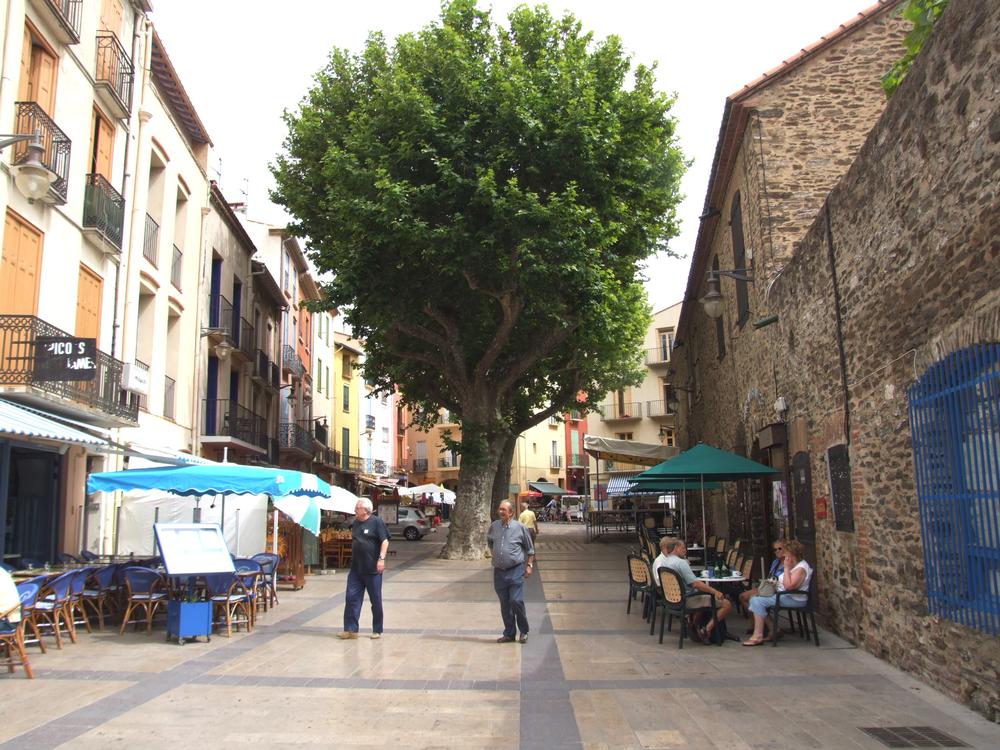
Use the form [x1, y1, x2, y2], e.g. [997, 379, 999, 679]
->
[908, 344, 1000, 635]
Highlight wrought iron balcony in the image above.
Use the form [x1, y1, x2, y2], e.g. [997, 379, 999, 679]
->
[646, 400, 675, 418]
[568, 409, 583, 421]
[0, 314, 137, 424]
[30, 0, 82, 44]
[282, 344, 304, 378]
[313, 421, 328, 446]
[645, 346, 671, 366]
[203, 399, 267, 448]
[270, 362, 280, 388]
[254, 349, 269, 382]
[439, 454, 460, 469]
[568, 453, 586, 467]
[142, 213, 159, 266]
[598, 401, 641, 420]
[233, 317, 254, 360]
[94, 31, 133, 118]
[279, 421, 312, 454]
[550, 455, 563, 469]
[207, 294, 233, 339]
[13, 102, 70, 204]
[342, 454, 364, 472]
[170, 246, 183, 290]
[412, 458, 428, 472]
[82, 174, 124, 252]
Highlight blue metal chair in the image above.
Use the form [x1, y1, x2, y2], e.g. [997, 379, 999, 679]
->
[34, 571, 77, 648]
[0, 561, 14, 573]
[67, 566, 95, 634]
[1, 601, 33, 679]
[80, 550, 100, 562]
[203, 573, 252, 638]
[233, 559, 264, 627]
[251, 552, 280, 609]
[119, 567, 167, 636]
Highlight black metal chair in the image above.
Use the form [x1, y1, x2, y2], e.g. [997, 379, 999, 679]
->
[770, 569, 820, 647]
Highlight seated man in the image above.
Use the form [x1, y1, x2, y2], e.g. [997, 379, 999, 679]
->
[653, 536, 733, 643]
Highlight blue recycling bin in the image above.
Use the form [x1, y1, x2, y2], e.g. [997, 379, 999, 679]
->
[167, 600, 212, 642]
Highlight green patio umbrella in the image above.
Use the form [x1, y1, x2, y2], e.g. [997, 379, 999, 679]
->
[632, 443, 780, 548]
[627, 478, 722, 540]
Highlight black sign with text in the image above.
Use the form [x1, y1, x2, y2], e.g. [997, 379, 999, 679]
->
[34, 336, 97, 382]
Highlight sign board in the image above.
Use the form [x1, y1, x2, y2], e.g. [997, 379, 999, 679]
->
[379, 503, 398, 525]
[34, 336, 97, 382]
[815, 496, 828, 520]
[121, 361, 150, 395]
[154, 523, 236, 576]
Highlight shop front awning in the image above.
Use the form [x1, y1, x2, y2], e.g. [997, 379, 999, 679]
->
[607, 472, 645, 496]
[583, 434, 676, 466]
[0, 398, 106, 447]
[528, 481, 569, 496]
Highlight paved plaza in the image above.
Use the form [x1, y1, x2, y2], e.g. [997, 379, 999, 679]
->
[2, 523, 998, 749]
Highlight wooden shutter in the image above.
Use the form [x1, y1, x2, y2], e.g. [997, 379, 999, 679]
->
[18, 26, 32, 102]
[100, 0, 124, 34]
[90, 109, 115, 179]
[1, 211, 44, 316]
[30, 45, 58, 115]
[75, 265, 104, 340]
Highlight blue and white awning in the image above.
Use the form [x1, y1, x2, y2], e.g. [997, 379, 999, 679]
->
[0, 398, 106, 447]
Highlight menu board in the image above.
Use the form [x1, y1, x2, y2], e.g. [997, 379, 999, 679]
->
[154, 523, 236, 575]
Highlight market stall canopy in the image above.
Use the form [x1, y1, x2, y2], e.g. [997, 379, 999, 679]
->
[398, 483, 456, 504]
[0, 397, 106, 447]
[627, 477, 722, 491]
[583, 434, 676, 466]
[634, 443, 780, 482]
[315, 486, 360, 514]
[527, 481, 569, 496]
[87, 463, 332, 498]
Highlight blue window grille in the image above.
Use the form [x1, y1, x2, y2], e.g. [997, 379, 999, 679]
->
[908, 343, 1000, 635]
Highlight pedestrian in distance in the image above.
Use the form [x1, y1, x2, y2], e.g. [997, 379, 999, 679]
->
[518, 500, 539, 541]
[487, 500, 534, 644]
[339, 497, 390, 640]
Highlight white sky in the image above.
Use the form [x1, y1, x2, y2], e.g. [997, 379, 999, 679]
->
[150, 0, 884, 311]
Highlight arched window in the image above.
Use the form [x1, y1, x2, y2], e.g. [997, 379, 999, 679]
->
[909, 343, 1000, 634]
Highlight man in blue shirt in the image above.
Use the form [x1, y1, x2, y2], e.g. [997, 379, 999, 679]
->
[339, 498, 391, 640]
[487, 500, 535, 643]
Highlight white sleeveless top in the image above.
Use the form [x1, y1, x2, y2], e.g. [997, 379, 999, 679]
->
[777, 560, 812, 603]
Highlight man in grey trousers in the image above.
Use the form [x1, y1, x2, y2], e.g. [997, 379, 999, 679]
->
[487, 500, 535, 643]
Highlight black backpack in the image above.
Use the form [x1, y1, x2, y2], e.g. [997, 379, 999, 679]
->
[707, 618, 729, 644]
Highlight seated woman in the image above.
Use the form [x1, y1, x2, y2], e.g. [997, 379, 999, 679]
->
[739, 539, 785, 614]
[743, 539, 811, 646]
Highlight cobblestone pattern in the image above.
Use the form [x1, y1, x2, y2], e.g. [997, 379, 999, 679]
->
[674, 0, 1000, 721]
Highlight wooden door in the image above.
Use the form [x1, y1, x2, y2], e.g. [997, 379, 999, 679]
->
[90, 109, 115, 179]
[75, 265, 103, 340]
[30, 45, 58, 116]
[100, 0, 124, 34]
[1, 211, 44, 315]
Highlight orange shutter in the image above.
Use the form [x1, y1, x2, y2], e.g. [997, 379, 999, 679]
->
[18, 26, 32, 102]
[1, 211, 44, 316]
[75, 265, 104, 340]
[100, 0, 124, 34]
[92, 109, 115, 179]
[30, 46, 58, 115]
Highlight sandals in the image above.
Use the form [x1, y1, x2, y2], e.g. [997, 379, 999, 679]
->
[742, 637, 765, 647]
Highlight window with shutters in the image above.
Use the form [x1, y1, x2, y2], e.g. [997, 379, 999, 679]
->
[19, 22, 59, 116]
[731, 191, 750, 325]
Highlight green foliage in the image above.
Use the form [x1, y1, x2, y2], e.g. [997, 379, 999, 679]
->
[272, 0, 684, 451]
[882, 0, 949, 97]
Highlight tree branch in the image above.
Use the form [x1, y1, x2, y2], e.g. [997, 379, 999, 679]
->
[495, 321, 579, 397]
[473, 292, 524, 390]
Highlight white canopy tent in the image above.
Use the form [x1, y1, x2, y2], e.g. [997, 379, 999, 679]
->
[398, 483, 456, 504]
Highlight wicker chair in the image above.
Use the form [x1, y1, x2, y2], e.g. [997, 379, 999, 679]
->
[14, 580, 46, 653]
[251, 553, 280, 608]
[34, 570, 77, 648]
[655, 567, 719, 648]
[626, 554, 651, 615]
[0, 602, 33, 679]
[204, 573, 253, 637]
[119, 567, 167, 636]
[82, 564, 119, 630]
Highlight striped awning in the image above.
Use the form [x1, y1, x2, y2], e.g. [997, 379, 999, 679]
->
[606, 472, 647, 496]
[0, 398, 106, 447]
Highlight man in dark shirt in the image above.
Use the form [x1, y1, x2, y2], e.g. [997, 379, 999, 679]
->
[486, 500, 534, 643]
[338, 497, 391, 640]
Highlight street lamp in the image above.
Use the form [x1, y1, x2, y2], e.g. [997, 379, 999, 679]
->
[1, 132, 58, 203]
[666, 385, 694, 413]
[700, 269, 754, 319]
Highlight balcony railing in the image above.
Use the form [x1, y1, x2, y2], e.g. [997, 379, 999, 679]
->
[439, 454, 460, 469]
[170, 245, 183, 290]
[599, 401, 641, 420]
[550, 455, 563, 469]
[314, 421, 328, 446]
[95, 31, 134, 114]
[208, 294, 233, 339]
[255, 349, 269, 381]
[279, 421, 312, 454]
[238, 318, 254, 358]
[365, 414, 376, 431]
[163, 375, 176, 420]
[646, 400, 675, 417]
[568, 409, 583, 421]
[13, 102, 70, 204]
[568, 452, 586, 466]
[34, 0, 82, 44]
[282, 344, 304, 378]
[82, 174, 124, 251]
[203, 399, 266, 448]
[342, 454, 364, 472]
[413, 458, 428, 472]
[365, 458, 387, 474]
[0, 315, 138, 423]
[645, 346, 671, 366]
[133, 359, 149, 411]
[142, 213, 159, 266]
[270, 362, 280, 388]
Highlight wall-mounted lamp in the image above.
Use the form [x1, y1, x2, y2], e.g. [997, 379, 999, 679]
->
[774, 396, 788, 421]
[666, 385, 694, 413]
[1, 132, 58, 203]
[200, 327, 234, 360]
[213, 340, 234, 360]
[701, 268, 754, 319]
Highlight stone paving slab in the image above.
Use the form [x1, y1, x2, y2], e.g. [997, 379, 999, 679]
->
[2, 524, 999, 749]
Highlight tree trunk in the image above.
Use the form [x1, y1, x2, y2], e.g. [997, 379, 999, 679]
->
[490, 434, 517, 520]
[443, 435, 506, 560]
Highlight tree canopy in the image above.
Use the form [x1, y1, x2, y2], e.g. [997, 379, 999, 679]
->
[272, 0, 686, 557]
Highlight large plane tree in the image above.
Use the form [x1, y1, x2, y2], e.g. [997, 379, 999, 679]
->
[272, 0, 685, 558]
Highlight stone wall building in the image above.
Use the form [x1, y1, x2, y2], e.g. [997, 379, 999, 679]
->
[673, 0, 1000, 720]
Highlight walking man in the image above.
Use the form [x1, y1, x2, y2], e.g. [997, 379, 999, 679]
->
[339, 497, 390, 640]
[487, 500, 534, 643]
[518, 499, 538, 541]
